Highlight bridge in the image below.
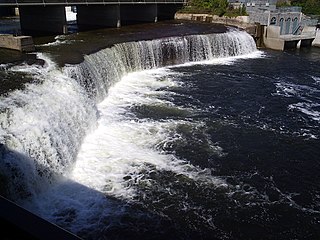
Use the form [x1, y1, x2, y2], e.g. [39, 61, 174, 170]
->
[0, 0, 185, 35]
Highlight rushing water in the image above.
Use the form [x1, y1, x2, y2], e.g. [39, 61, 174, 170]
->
[1, 26, 320, 240]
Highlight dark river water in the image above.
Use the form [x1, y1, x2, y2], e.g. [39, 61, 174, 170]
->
[0, 19, 320, 240]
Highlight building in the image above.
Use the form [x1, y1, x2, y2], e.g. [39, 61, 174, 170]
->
[228, 0, 318, 49]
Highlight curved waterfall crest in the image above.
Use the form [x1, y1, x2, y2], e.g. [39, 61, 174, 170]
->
[0, 30, 257, 200]
[69, 30, 257, 101]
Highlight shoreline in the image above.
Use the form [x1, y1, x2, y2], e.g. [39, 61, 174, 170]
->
[174, 13, 257, 36]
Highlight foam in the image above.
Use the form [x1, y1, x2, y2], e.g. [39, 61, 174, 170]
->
[71, 68, 227, 201]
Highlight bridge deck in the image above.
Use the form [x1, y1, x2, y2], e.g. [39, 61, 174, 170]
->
[1, 0, 184, 6]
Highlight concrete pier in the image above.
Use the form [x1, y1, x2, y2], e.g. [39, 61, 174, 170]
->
[19, 6, 67, 35]
[77, 5, 121, 30]
[120, 4, 158, 25]
[0, 34, 35, 52]
[0, 7, 15, 16]
[1, 0, 184, 35]
[157, 4, 181, 21]
[263, 25, 316, 50]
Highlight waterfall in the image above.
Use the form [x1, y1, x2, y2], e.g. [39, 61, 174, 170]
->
[70, 30, 256, 102]
[0, 30, 257, 201]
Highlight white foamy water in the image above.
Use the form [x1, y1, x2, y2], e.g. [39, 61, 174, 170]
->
[38, 35, 83, 47]
[312, 75, 320, 85]
[70, 68, 226, 200]
[289, 102, 320, 122]
[274, 81, 320, 123]
[0, 53, 97, 199]
[21, 67, 228, 236]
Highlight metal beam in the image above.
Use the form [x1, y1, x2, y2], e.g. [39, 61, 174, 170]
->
[0, 0, 184, 6]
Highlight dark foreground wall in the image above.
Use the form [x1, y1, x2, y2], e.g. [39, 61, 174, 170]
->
[0, 195, 82, 240]
[0, 7, 15, 17]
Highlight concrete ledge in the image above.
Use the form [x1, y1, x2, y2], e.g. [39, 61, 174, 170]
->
[0, 195, 82, 240]
[0, 34, 35, 52]
[175, 13, 254, 30]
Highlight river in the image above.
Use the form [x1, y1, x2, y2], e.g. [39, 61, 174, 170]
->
[0, 18, 320, 240]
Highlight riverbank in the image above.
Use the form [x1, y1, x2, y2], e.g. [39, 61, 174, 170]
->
[175, 13, 257, 36]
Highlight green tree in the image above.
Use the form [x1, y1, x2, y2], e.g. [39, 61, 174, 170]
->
[304, 0, 320, 15]
[290, 0, 320, 15]
[276, 0, 291, 7]
[183, 0, 228, 15]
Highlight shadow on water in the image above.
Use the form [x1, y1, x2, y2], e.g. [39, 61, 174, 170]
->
[0, 143, 183, 240]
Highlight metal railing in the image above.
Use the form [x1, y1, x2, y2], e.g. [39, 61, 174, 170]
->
[0, 0, 184, 6]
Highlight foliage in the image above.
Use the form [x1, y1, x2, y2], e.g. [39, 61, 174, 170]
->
[179, 0, 247, 17]
[276, 0, 291, 7]
[285, 0, 320, 15]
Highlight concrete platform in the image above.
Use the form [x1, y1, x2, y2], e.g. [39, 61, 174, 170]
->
[263, 25, 316, 50]
[0, 34, 35, 52]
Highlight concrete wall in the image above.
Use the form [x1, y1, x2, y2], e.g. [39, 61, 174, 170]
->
[77, 5, 120, 30]
[76, 4, 182, 29]
[0, 34, 35, 52]
[263, 26, 285, 50]
[0, 7, 15, 17]
[313, 29, 320, 47]
[269, 12, 302, 35]
[157, 4, 181, 21]
[120, 4, 158, 25]
[15, 4, 182, 35]
[19, 6, 67, 35]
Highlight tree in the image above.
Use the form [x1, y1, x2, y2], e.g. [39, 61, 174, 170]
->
[290, 0, 320, 15]
[304, 0, 320, 15]
[276, 0, 291, 7]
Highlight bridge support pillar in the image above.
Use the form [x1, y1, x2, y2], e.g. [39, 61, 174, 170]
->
[19, 6, 67, 35]
[77, 5, 121, 30]
[120, 4, 157, 25]
[300, 39, 314, 48]
[157, 4, 182, 21]
[0, 7, 15, 17]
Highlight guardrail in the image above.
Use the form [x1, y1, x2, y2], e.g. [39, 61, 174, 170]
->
[0, 0, 184, 6]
